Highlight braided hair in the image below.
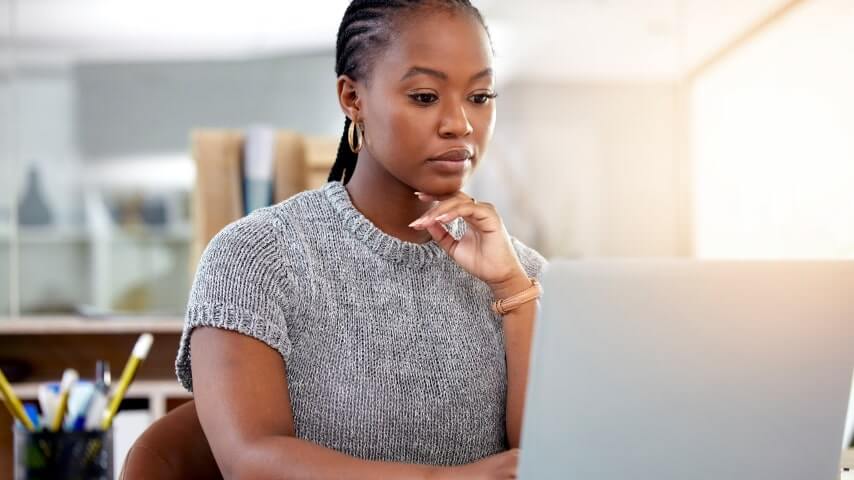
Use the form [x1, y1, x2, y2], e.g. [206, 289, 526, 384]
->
[327, 0, 492, 185]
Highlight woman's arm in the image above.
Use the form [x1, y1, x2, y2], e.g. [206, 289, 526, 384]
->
[489, 273, 540, 449]
[191, 327, 437, 480]
[407, 191, 543, 450]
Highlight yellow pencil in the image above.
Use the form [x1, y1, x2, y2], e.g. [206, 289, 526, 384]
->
[101, 333, 153, 430]
[50, 369, 78, 431]
[0, 368, 35, 432]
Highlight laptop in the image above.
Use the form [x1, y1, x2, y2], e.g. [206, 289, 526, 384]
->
[518, 260, 854, 480]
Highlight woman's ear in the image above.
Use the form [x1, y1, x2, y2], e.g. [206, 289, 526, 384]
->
[336, 75, 362, 121]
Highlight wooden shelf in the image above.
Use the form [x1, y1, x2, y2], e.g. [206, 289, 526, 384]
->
[0, 316, 184, 335]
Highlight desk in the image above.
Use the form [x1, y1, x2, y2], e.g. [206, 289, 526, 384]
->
[2, 317, 852, 478]
[843, 448, 854, 473]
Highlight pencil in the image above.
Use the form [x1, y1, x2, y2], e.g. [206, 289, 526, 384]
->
[50, 369, 78, 432]
[0, 368, 35, 432]
[101, 333, 153, 430]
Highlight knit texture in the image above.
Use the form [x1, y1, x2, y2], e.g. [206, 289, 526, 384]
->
[175, 180, 548, 466]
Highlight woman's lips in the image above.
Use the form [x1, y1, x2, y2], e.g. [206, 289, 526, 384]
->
[429, 148, 472, 162]
[429, 157, 471, 174]
[427, 148, 473, 174]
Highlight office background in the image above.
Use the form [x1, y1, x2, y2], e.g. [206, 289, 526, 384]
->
[1, 0, 852, 477]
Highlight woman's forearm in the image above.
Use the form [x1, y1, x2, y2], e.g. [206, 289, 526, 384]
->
[491, 275, 540, 449]
[234, 434, 436, 480]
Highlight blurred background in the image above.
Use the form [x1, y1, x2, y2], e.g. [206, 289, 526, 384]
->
[2, 0, 854, 318]
[1, 0, 853, 475]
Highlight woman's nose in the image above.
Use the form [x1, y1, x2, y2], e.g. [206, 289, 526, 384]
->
[438, 102, 473, 138]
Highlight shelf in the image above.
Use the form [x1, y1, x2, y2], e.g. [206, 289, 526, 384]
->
[11, 379, 190, 399]
[11, 379, 191, 419]
[0, 316, 184, 335]
[0, 225, 192, 244]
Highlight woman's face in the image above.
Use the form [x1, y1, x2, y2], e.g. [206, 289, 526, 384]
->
[356, 10, 496, 195]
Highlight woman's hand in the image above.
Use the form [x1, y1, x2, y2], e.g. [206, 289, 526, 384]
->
[428, 449, 520, 480]
[409, 190, 527, 297]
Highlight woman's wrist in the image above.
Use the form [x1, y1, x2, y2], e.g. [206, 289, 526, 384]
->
[488, 269, 530, 299]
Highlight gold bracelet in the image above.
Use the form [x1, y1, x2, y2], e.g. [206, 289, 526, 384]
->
[491, 277, 542, 315]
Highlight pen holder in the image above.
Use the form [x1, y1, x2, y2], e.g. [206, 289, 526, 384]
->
[13, 425, 113, 480]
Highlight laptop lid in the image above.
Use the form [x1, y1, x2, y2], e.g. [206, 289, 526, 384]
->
[519, 260, 854, 480]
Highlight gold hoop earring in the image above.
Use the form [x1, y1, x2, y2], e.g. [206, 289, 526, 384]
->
[348, 120, 363, 153]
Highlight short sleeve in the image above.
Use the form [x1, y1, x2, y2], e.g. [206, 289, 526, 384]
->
[510, 235, 549, 283]
[175, 209, 296, 392]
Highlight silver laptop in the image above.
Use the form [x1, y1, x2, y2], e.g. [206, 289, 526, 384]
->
[519, 260, 854, 480]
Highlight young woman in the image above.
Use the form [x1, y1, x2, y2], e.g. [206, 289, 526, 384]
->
[176, 1, 547, 478]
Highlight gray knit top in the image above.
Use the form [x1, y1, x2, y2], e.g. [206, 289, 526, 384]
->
[175, 180, 547, 466]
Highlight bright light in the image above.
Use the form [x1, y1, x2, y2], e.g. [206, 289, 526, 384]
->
[693, 0, 854, 259]
[13, 0, 351, 61]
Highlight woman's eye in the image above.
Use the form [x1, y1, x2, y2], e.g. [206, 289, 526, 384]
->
[470, 92, 498, 104]
[410, 93, 438, 105]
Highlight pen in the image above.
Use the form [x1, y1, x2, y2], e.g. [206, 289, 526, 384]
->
[23, 403, 41, 431]
[65, 382, 95, 432]
[95, 360, 111, 393]
[80, 360, 110, 431]
[84, 390, 108, 431]
[38, 383, 59, 430]
[0, 368, 35, 432]
[50, 369, 78, 431]
[101, 333, 153, 430]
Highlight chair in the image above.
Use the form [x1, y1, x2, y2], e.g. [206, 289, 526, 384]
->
[121, 129, 337, 478]
[119, 400, 222, 479]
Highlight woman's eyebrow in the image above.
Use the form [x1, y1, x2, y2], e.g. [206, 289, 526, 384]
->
[400, 66, 493, 82]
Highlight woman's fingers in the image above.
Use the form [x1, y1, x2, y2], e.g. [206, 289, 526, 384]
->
[413, 191, 455, 202]
[409, 197, 444, 227]
[423, 221, 460, 256]
[410, 193, 481, 228]
[413, 201, 499, 234]
[447, 204, 501, 234]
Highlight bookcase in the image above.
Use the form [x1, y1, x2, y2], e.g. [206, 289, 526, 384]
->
[190, 129, 338, 272]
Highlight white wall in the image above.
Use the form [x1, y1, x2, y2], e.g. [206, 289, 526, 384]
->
[75, 51, 340, 160]
[469, 81, 686, 259]
[693, 0, 854, 259]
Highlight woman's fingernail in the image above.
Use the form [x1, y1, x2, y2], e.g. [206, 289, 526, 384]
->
[436, 214, 449, 221]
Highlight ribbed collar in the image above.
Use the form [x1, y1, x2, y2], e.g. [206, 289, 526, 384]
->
[323, 180, 466, 268]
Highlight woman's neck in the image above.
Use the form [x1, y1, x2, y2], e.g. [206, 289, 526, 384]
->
[344, 156, 434, 245]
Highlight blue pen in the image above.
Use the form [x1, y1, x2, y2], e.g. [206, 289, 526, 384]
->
[72, 415, 87, 432]
[23, 403, 41, 430]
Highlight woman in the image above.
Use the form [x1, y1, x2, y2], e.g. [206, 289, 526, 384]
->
[176, 1, 548, 478]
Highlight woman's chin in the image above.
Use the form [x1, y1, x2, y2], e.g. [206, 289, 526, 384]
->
[423, 176, 468, 195]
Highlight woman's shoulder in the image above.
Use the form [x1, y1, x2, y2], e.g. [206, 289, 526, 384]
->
[200, 186, 333, 277]
[211, 185, 330, 246]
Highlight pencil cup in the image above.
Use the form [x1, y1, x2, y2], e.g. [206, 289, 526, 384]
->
[13, 424, 113, 480]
